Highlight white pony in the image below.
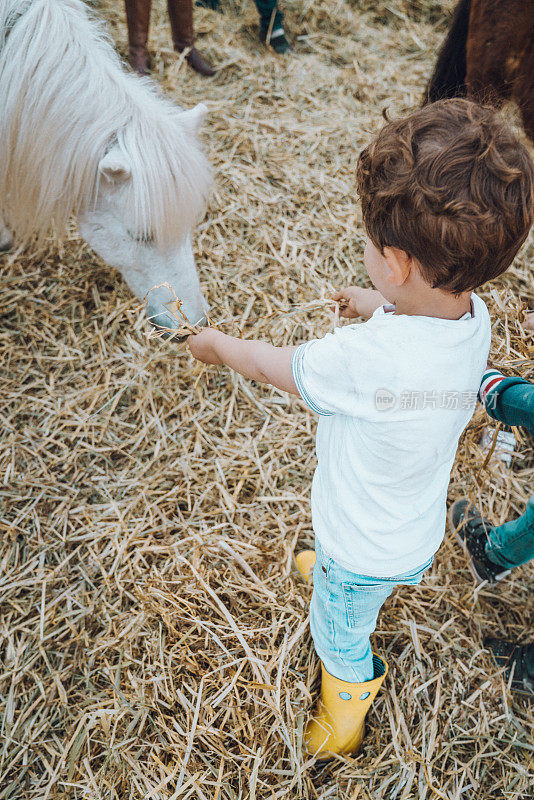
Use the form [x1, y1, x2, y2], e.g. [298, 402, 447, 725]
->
[0, 0, 212, 328]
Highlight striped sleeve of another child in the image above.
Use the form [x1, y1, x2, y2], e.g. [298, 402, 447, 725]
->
[478, 368, 506, 405]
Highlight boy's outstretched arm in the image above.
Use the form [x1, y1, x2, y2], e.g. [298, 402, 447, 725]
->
[187, 328, 299, 395]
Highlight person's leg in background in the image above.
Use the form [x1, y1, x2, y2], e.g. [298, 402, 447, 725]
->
[125, 0, 152, 75]
[451, 497, 534, 697]
[451, 497, 534, 583]
[125, 0, 214, 75]
[167, 0, 215, 75]
[452, 367, 534, 580]
[451, 365, 534, 695]
[194, 0, 290, 53]
[482, 498, 534, 697]
[251, 0, 290, 53]
[196, 0, 221, 10]
[485, 497, 534, 570]
[448, 332, 534, 695]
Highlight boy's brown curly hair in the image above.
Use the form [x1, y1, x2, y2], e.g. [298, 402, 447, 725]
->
[356, 99, 534, 293]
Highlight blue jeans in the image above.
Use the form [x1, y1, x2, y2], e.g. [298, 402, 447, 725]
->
[486, 497, 534, 569]
[310, 539, 432, 683]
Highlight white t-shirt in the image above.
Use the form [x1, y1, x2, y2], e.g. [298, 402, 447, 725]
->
[291, 293, 491, 577]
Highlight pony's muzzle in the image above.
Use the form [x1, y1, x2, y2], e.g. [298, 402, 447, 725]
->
[147, 309, 208, 342]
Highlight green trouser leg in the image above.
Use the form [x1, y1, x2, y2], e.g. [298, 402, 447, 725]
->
[484, 378, 534, 431]
[485, 497, 534, 569]
[253, 0, 283, 32]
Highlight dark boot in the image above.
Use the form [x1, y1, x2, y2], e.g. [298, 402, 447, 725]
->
[449, 499, 511, 584]
[485, 639, 534, 697]
[255, 2, 290, 53]
[125, 0, 152, 76]
[167, 0, 215, 76]
[260, 20, 290, 54]
[259, 18, 290, 53]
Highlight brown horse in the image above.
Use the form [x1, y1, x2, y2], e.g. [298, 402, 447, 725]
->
[424, 0, 534, 141]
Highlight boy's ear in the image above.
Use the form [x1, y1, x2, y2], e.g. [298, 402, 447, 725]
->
[383, 247, 412, 285]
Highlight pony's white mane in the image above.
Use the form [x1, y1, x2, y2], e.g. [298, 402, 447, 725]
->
[0, 0, 211, 248]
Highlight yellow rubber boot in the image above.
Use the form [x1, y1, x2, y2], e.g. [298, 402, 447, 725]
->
[295, 549, 316, 585]
[305, 655, 388, 758]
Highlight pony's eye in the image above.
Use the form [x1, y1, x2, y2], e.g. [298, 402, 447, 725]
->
[127, 229, 154, 243]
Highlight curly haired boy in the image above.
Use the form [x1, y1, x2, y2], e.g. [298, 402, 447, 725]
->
[187, 99, 534, 758]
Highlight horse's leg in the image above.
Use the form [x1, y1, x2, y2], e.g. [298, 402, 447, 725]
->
[465, 0, 511, 106]
[467, 0, 534, 142]
[423, 0, 471, 104]
[514, 37, 534, 143]
[517, 88, 534, 144]
[0, 213, 13, 252]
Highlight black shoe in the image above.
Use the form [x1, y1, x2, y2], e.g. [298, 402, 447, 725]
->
[485, 638, 534, 697]
[260, 24, 291, 54]
[449, 499, 511, 585]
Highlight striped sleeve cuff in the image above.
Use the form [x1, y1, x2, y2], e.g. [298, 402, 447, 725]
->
[479, 368, 506, 404]
[291, 343, 334, 416]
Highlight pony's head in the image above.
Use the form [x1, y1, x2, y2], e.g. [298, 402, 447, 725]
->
[79, 103, 211, 327]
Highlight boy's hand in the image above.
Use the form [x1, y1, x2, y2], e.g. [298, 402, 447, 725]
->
[332, 287, 388, 320]
[187, 328, 223, 365]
